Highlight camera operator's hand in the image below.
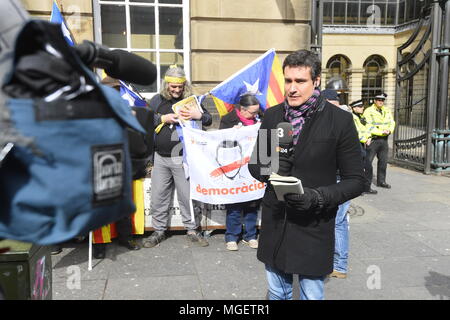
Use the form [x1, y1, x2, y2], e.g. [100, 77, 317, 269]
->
[161, 113, 179, 124]
[284, 188, 323, 213]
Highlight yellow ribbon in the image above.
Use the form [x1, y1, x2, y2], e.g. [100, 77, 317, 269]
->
[155, 123, 165, 134]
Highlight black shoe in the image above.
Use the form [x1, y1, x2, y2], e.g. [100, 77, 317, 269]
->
[93, 244, 106, 259]
[363, 188, 378, 195]
[73, 235, 87, 243]
[118, 239, 141, 251]
[377, 182, 391, 189]
[51, 245, 63, 255]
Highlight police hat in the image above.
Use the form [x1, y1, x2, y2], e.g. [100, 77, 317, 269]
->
[374, 93, 387, 100]
[350, 99, 364, 108]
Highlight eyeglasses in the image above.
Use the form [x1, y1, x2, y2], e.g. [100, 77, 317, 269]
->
[244, 109, 259, 116]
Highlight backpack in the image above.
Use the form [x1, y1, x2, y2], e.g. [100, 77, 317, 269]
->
[0, 20, 145, 245]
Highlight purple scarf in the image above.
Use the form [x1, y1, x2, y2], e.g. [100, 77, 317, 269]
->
[284, 89, 321, 145]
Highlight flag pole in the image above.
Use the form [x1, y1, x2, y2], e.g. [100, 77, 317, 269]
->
[88, 231, 93, 271]
[189, 198, 195, 224]
[127, 82, 147, 101]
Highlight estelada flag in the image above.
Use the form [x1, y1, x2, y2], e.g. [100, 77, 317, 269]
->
[50, 0, 75, 46]
[209, 49, 284, 117]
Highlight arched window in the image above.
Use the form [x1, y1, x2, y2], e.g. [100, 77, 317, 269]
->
[362, 55, 387, 104]
[326, 54, 351, 105]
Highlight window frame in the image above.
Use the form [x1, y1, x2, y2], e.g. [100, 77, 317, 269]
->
[362, 55, 387, 104]
[323, 0, 420, 26]
[93, 0, 190, 97]
[326, 54, 352, 105]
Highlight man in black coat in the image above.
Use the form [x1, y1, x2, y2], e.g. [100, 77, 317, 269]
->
[249, 50, 364, 300]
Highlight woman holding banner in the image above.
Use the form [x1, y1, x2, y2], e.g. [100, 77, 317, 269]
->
[219, 93, 262, 251]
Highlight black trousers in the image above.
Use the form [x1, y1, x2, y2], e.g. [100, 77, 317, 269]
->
[360, 145, 371, 191]
[365, 137, 389, 186]
[116, 215, 133, 242]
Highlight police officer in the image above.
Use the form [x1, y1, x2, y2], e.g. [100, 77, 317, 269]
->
[363, 93, 396, 189]
[350, 99, 377, 195]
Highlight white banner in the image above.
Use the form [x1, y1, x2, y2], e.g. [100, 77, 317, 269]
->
[182, 123, 266, 204]
[142, 178, 261, 229]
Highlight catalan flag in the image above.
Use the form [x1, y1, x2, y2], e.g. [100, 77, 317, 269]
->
[209, 49, 284, 117]
[119, 80, 147, 107]
[92, 180, 145, 244]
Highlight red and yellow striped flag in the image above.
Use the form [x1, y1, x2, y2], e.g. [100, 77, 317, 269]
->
[92, 179, 145, 244]
[266, 53, 284, 108]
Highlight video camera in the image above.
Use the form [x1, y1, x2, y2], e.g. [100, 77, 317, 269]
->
[0, 0, 156, 245]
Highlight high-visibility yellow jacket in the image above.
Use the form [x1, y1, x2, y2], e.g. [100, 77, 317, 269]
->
[363, 104, 396, 137]
[352, 113, 372, 143]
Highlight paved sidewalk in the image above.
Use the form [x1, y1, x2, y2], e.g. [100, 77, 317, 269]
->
[51, 164, 450, 300]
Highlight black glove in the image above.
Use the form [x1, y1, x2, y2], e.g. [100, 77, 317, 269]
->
[284, 188, 324, 213]
[277, 156, 293, 176]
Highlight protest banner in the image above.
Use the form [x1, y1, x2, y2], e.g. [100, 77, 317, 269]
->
[182, 123, 266, 205]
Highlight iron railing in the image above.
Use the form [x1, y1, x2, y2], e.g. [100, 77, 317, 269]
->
[393, 1, 450, 173]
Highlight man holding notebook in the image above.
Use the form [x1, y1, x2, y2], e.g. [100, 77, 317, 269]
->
[143, 66, 212, 248]
[249, 50, 364, 300]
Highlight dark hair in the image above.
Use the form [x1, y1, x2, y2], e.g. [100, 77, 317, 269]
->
[239, 94, 260, 108]
[282, 50, 322, 81]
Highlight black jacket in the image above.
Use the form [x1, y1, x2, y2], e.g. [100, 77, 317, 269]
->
[219, 108, 263, 130]
[149, 94, 212, 157]
[249, 97, 365, 276]
[219, 108, 241, 130]
[128, 107, 155, 179]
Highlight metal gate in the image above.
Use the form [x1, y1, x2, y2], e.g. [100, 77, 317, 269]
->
[393, 1, 450, 173]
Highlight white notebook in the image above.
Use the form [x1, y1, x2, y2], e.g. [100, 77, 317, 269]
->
[269, 173, 304, 201]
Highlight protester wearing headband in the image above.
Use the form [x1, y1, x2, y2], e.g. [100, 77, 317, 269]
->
[219, 93, 262, 251]
[144, 66, 212, 248]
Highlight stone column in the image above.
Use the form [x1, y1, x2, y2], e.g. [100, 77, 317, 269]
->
[349, 68, 364, 105]
[384, 68, 397, 113]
